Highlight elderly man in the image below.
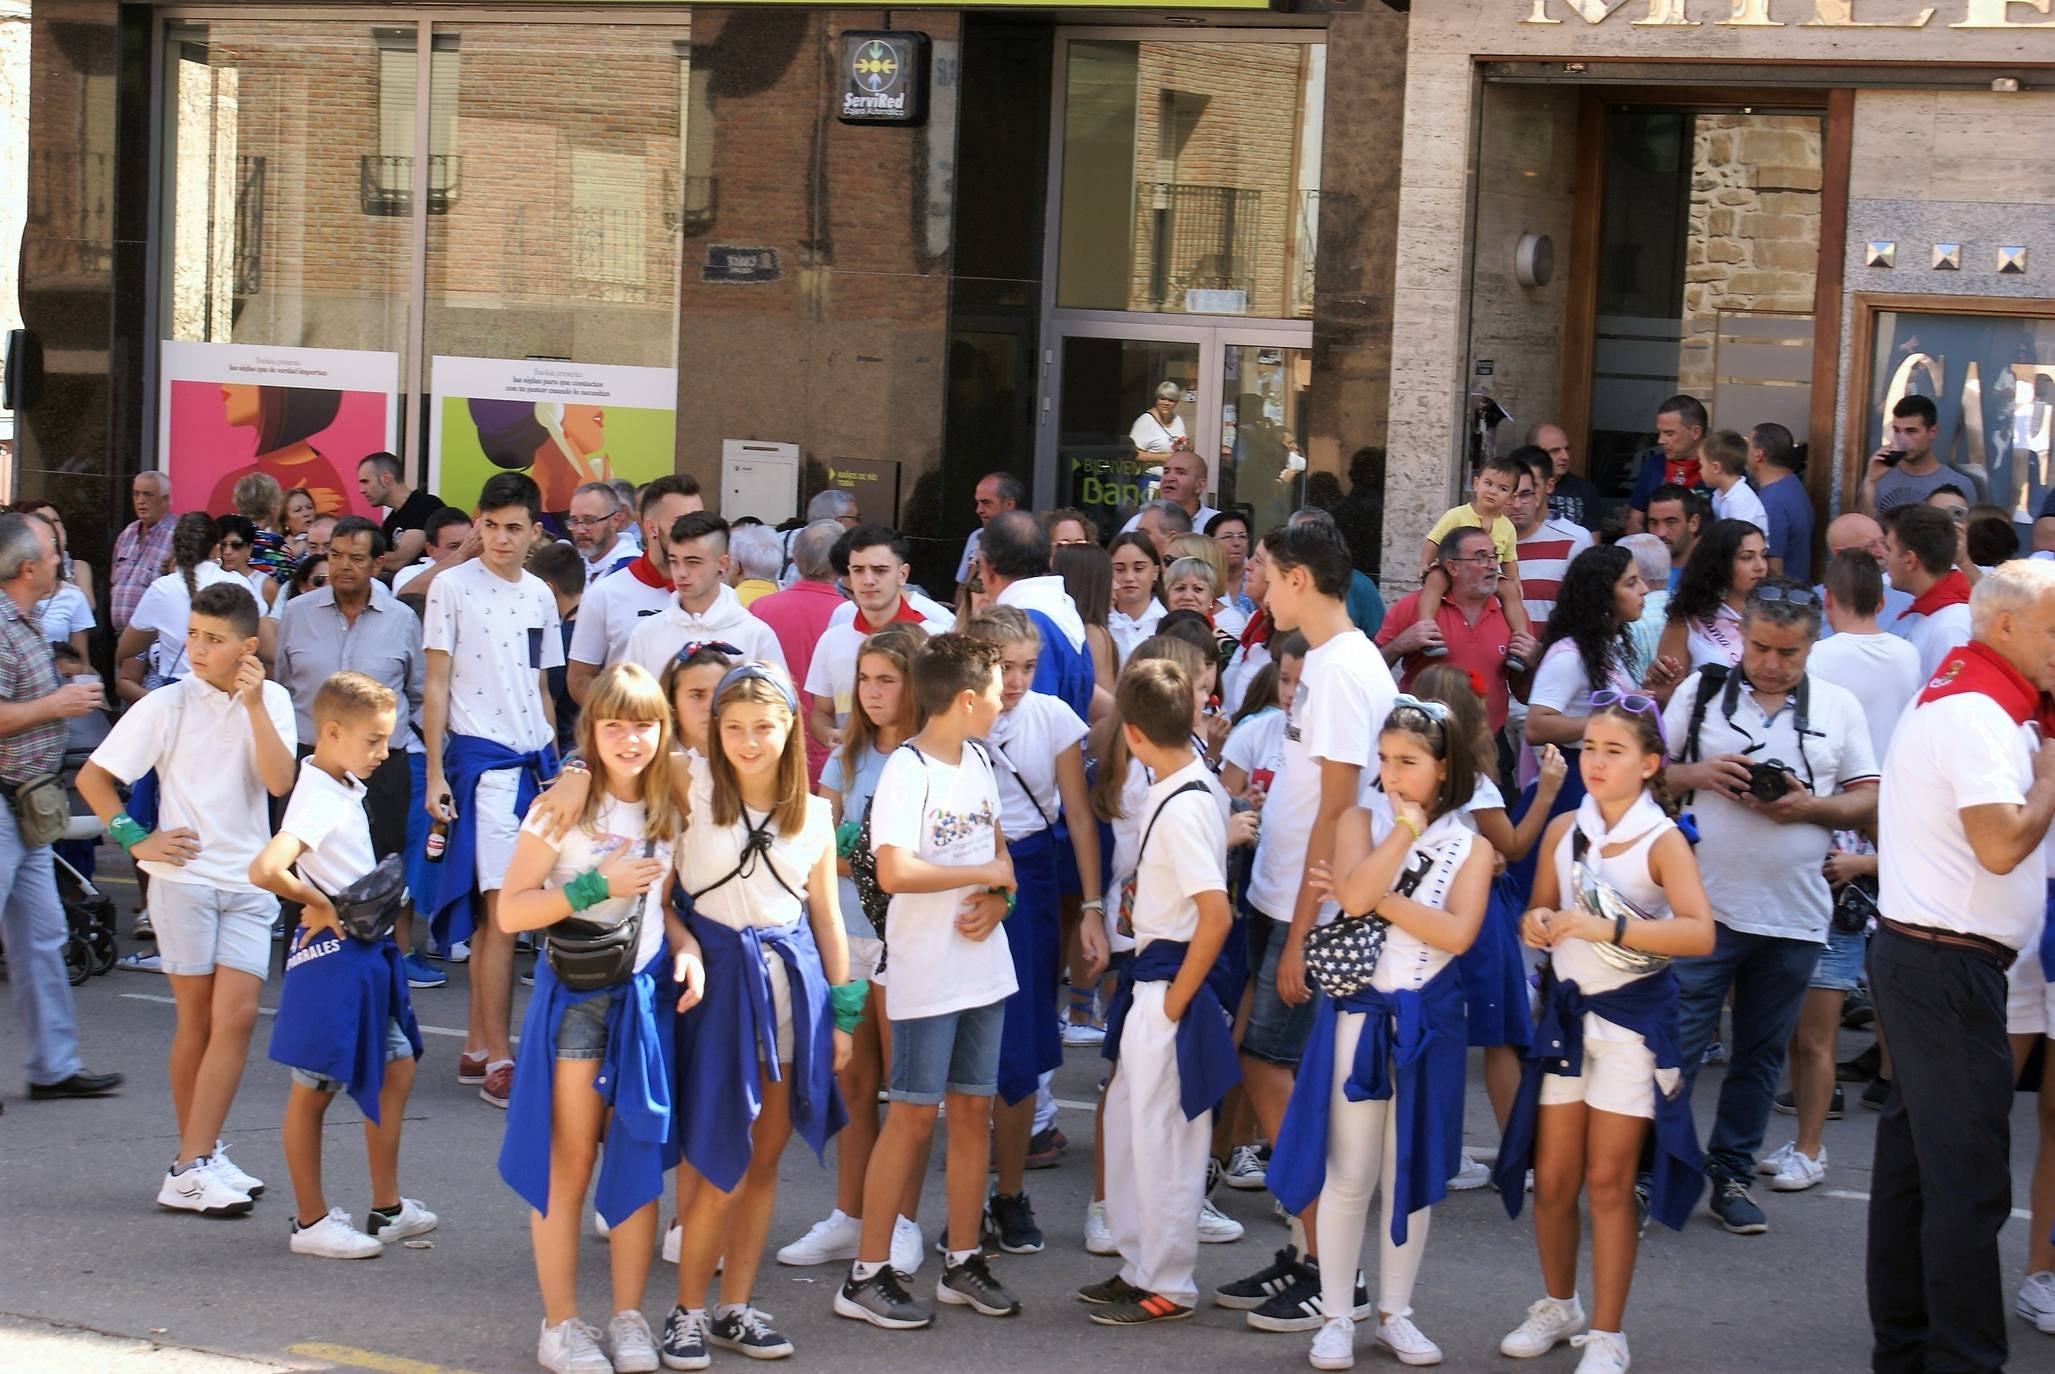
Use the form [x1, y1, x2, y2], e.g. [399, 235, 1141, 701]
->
[780, 489, 860, 588]
[1130, 498, 1192, 559]
[1868, 560, 2055, 1373]
[1121, 449, 1221, 539]
[565, 481, 637, 586]
[0, 513, 123, 1102]
[956, 471, 1024, 593]
[110, 471, 176, 635]
[1661, 579, 1880, 1236]
[1620, 533, 1673, 673]
[1375, 526, 1533, 734]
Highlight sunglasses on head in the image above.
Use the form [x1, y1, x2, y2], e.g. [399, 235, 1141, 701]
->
[1587, 689, 1667, 747]
[1386, 693, 1452, 755]
[1751, 585, 1818, 608]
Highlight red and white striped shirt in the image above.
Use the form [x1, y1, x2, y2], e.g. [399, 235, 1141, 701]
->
[1514, 518, 1593, 633]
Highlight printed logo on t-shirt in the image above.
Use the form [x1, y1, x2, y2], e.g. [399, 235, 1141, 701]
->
[930, 799, 995, 848]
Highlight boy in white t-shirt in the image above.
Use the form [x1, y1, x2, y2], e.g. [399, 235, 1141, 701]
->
[79, 581, 297, 1216]
[250, 672, 436, 1260]
[837, 634, 1021, 1331]
[1704, 430, 1771, 535]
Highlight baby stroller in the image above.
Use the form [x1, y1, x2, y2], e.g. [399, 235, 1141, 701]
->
[56, 707, 118, 985]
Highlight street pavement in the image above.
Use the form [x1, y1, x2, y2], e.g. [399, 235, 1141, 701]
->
[2, 892, 2049, 1374]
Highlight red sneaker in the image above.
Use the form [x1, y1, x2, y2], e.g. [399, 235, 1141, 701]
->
[480, 1059, 514, 1109]
[457, 1050, 488, 1085]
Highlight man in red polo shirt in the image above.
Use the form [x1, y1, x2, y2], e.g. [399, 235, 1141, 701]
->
[1374, 526, 1536, 732]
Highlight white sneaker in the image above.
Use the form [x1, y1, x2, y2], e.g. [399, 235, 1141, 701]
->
[1084, 1199, 1117, 1255]
[210, 1141, 266, 1198]
[289, 1208, 383, 1260]
[2017, 1271, 2055, 1333]
[1375, 1310, 1443, 1366]
[1447, 1154, 1491, 1191]
[1199, 1196, 1245, 1243]
[1571, 1329, 1630, 1373]
[1501, 1294, 1585, 1357]
[1224, 1143, 1268, 1190]
[607, 1310, 658, 1373]
[157, 1159, 253, 1217]
[777, 1208, 863, 1266]
[442, 939, 471, 964]
[1770, 1145, 1826, 1192]
[891, 1214, 924, 1276]
[537, 1317, 612, 1374]
[1309, 1315, 1356, 1370]
[662, 1224, 682, 1265]
[369, 1197, 439, 1242]
[1755, 1141, 1794, 1176]
[116, 951, 163, 973]
[1063, 1021, 1107, 1047]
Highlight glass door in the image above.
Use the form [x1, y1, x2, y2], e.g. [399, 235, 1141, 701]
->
[1217, 338, 1309, 535]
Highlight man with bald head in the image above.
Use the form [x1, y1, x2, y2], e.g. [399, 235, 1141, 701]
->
[1121, 449, 1220, 537]
[1822, 512, 1912, 629]
[1530, 421, 1603, 531]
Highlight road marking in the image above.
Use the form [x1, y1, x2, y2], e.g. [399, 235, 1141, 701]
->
[1825, 1187, 2030, 1221]
[120, 993, 495, 1042]
[286, 1345, 484, 1374]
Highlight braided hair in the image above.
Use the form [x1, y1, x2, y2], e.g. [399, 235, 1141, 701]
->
[169, 511, 220, 600]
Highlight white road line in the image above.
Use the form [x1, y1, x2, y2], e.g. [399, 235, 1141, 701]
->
[121, 992, 485, 1041]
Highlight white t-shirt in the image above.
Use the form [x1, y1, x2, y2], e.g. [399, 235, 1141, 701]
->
[1663, 669, 1879, 943]
[1129, 410, 1187, 455]
[32, 582, 95, 644]
[568, 562, 673, 668]
[1247, 628, 1398, 922]
[391, 559, 434, 595]
[955, 527, 983, 587]
[582, 534, 640, 586]
[88, 674, 297, 892]
[1220, 639, 1272, 718]
[1903, 602, 1972, 683]
[1529, 638, 1633, 720]
[280, 760, 376, 898]
[129, 561, 242, 680]
[520, 794, 668, 971]
[985, 692, 1088, 841]
[1879, 692, 2044, 949]
[1130, 759, 1227, 951]
[422, 559, 562, 752]
[868, 741, 1016, 1020]
[1108, 602, 1165, 665]
[620, 588, 787, 682]
[1711, 480, 1770, 533]
[806, 612, 948, 733]
[1222, 707, 1287, 793]
[828, 589, 953, 631]
[1807, 631, 1923, 764]
[1119, 502, 1224, 537]
[678, 795, 832, 933]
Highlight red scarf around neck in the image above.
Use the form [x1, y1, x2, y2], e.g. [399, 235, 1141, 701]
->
[628, 551, 670, 591]
[1898, 568, 1969, 621]
[1917, 638, 2040, 725]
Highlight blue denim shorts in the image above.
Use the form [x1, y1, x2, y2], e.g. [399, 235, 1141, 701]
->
[1809, 923, 1867, 993]
[292, 1018, 413, 1093]
[1241, 905, 1318, 1069]
[555, 988, 617, 1061]
[889, 998, 1006, 1105]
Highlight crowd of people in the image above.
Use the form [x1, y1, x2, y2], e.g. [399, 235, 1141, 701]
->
[0, 391, 2051, 1374]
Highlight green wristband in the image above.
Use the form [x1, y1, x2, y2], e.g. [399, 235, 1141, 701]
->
[564, 868, 611, 912]
[108, 813, 150, 853]
[988, 887, 1017, 915]
[830, 979, 869, 1033]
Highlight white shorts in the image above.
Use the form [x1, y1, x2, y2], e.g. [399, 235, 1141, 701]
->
[847, 934, 886, 984]
[1536, 1013, 1658, 1120]
[151, 880, 278, 980]
[2005, 924, 2053, 1037]
[473, 769, 523, 894]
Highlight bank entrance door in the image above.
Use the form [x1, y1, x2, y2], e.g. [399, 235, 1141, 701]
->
[1044, 322, 1310, 537]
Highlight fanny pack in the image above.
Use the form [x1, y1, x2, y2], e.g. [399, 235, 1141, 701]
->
[330, 853, 409, 944]
[5, 772, 69, 849]
[546, 839, 655, 992]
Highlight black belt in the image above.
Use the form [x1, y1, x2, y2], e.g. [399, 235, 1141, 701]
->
[1878, 917, 2017, 973]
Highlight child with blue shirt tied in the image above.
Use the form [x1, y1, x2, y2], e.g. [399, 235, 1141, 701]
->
[249, 671, 435, 1260]
[80, 581, 296, 1217]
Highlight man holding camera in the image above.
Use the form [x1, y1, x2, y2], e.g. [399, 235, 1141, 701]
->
[1659, 578, 1879, 1235]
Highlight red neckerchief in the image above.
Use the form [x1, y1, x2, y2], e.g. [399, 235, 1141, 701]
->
[1917, 639, 2039, 725]
[886, 597, 927, 625]
[1898, 568, 1970, 621]
[628, 552, 670, 591]
[1667, 456, 1701, 488]
[1239, 606, 1271, 652]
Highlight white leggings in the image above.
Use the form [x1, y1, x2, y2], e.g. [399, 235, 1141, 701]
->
[1316, 1009, 1431, 1323]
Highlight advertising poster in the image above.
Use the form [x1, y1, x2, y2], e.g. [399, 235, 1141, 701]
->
[159, 341, 397, 518]
[429, 356, 678, 520]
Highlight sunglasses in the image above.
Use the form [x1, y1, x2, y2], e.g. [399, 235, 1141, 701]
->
[307, 574, 329, 587]
[1587, 689, 1667, 746]
[219, 539, 249, 551]
[1752, 585, 1818, 608]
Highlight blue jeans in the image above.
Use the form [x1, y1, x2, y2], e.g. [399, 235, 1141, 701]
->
[1672, 923, 1821, 1180]
[0, 803, 83, 1086]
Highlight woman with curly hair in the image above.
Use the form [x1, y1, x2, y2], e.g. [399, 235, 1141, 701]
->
[1523, 545, 1649, 804]
[1656, 518, 1767, 677]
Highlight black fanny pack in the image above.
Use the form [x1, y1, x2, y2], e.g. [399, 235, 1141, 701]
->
[546, 839, 654, 991]
[331, 853, 409, 944]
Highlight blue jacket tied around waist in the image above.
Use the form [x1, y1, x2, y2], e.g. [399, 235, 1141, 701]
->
[673, 895, 847, 1194]
[267, 932, 424, 1123]
[1269, 963, 1466, 1245]
[499, 950, 678, 1228]
[1100, 937, 1240, 1120]
[1492, 971, 1705, 1231]
[429, 733, 557, 947]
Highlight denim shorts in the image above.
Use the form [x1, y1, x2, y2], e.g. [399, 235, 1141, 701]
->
[888, 998, 1005, 1105]
[1241, 905, 1318, 1069]
[1810, 923, 1867, 993]
[555, 988, 617, 1061]
[292, 1018, 413, 1093]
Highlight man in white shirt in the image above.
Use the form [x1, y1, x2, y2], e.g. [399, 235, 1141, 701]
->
[620, 511, 786, 680]
[1660, 580, 1879, 1236]
[1120, 450, 1221, 540]
[1883, 503, 1972, 680]
[1807, 550, 1922, 763]
[565, 474, 703, 705]
[955, 472, 1024, 594]
[391, 508, 473, 599]
[1868, 560, 2055, 1372]
[806, 526, 950, 750]
[565, 481, 638, 586]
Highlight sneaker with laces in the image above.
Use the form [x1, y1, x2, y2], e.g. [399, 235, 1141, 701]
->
[607, 1310, 658, 1373]
[1708, 1175, 1768, 1234]
[1088, 1289, 1192, 1325]
[289, 1208, 382, 1259]
[709, 1305, 794, 1358]
[1247, 1267, 1372, 1333]
[1773, 1084, 1843, 1119]
[936, 1251, 1021, 1317]
[1770, 1145, 1826, 1192]
[1375, 1311, 1442, 1366]
[777, 1208, 863, 1266]
[1223, 1143, 1268, 1190]
[1309, 1315, 1356, 1370]
[1500, 1294, 1585, 1357]
[984, 1191, 1043, 1254]
[1198, 1196, 1245, 1244]
[1215, 1245, 1309, 1309]
[1447, 1153, 1491, 1191]
[1062, 1021, 1107, 1047]
[402, 952, 448, 989]
[659, 1305, 711, 1368]
[1702, 1039, 1726, 1065]
[367, 1197, 439, 1242]
[157, 1159, 253, 1217]
[891, 1215, 924, 1276]
[1077, 1273, 1146, 1306]
[480, 1059, 515, 1109]
[458, 1050, 489, 1085]
[210, 1141, 266, 1198]
[834, 1267, 933, 1329]
[1084, 1199, 1117, 1255]
[539, 1318, 613, 1374]
[435, 938, 471, 964]
[2015, 1270, 2055, 1332]
[1570, 1329, 1631, 1373]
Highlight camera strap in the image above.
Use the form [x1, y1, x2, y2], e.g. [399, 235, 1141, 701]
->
[1718, 668, 1815, 792]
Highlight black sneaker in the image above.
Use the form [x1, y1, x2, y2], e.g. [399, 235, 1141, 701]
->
[1077, 1273, 1147, 1306]
[834, 1267, 933, 1330]
[984, 1191, 1043, 1254]
[1861, 1077, 1890, 1111]
[1213, 1245, 1308, 1310]
[1841, 987, 1874, 1028]
[1773, 1083, 1843, 1119]
[1245, 1266, 1371, 1333]
[1025, 1127, 1064, 1170]
[659, 1305, 711, 1370]
[708, 1306, 795, 1359]
[1087, 1291, 1193, 1326]
[1708, 1176, 1768, 1235]
[1837, 1043, 1881, 1082]
[936, 1251, 1021, 1317]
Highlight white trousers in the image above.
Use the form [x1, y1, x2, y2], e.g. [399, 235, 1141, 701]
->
[1102, 983, 1209, 1305]
[1316, 1009, 1431, 1322]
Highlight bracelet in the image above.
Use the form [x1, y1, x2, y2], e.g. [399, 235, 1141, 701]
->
[829, 979, 870, 1033]
[108, 813, 151, 853]
[834, 820, 861, 861]
[989, 886, 1017, 915]
[1079, 898, 1105, 913]
[1394, 813, 1423, 842]
[564, 868, 611, 912]
[1612, 913, 1628, 947]
[558, 753, 591, 776]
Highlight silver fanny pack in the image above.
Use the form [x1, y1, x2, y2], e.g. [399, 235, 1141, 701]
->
[1572, 830, 1671, 975]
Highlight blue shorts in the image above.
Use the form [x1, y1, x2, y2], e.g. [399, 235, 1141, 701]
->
[292, 1018, 412, 1093]
[555, 988, 618, 1061]
[889, 998, 1005, 1105]
[1810, 923, 1867, 993]
[1241, 904, 1317, 1068]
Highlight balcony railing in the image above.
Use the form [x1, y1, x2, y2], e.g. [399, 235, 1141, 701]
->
[358, 154, 462, 216]
[1137, 181, 1262, 312]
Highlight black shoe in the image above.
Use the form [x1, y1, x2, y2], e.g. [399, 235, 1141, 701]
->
[1841, 988, 1874, 1028]
[1077, 1273, 1147, 1306]
[1773, 1083, 1843, 1119]
[1025, 1127, 1064, 1170]
[984, 1191, 1043, 1254]
[1861, 1077, 1890, 1111]
[834, 1268, 933, 1330]
[1213, 1245, 1307, 1310]
[1244, 1265, 1371, 1333]
[1708, 1175, 1768, 1235]
[708, 1305, 795, 1358]
[28, 1070, 123, 1099]
[936, 1251, 1021, 1317]
[1836, 1043, 1880, 1082]
[660, 1304, 711, 1368]
[1087, 1291, 1193, 1325]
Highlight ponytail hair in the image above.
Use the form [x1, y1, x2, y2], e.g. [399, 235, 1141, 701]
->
[169, 511, 219, 600]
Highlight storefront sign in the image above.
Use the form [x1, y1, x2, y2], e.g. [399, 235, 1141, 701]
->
[840, 32, 929, 126]
[1523, 0, 2055, 27]
[819, 457, 901, 524]
[703, 245, 781, 284]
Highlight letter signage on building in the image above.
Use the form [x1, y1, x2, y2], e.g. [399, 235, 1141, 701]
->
[839, 32, 930, 127]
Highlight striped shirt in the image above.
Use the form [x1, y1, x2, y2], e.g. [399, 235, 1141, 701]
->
[1514, 518, 1593, 632]
[0, 596, 67, 783]
[110, 516, 177, 633]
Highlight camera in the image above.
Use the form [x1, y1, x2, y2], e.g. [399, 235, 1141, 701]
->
[1746, 760, 1795, 803]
